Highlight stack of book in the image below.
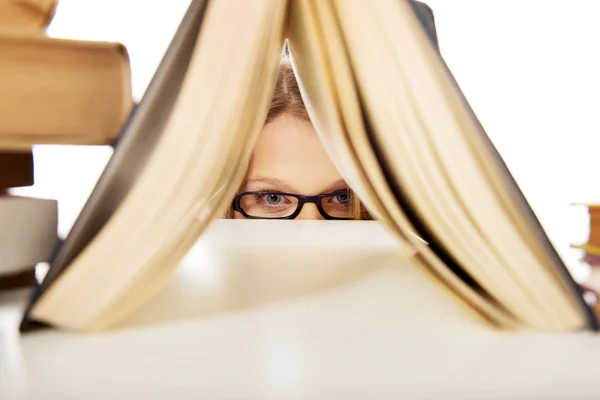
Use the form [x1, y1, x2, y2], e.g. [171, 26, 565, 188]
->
[0, 0, 132, 289]
[572, 203, 600, 295]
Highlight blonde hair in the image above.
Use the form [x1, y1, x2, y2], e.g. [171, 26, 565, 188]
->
[226, 58, 370, 220]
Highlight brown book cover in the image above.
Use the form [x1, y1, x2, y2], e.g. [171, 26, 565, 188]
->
[0, 33, 132, 149]
[0, 150, 34, 189]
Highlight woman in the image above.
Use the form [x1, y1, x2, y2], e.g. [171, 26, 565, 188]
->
[227, 58, 370, 220]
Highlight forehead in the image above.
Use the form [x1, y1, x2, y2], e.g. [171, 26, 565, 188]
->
[246, 115, 345, 194]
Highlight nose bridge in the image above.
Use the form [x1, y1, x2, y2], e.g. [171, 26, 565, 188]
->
[296, 200, 323, 220]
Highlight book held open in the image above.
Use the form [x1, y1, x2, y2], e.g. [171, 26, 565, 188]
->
[19, 0, 598, 333]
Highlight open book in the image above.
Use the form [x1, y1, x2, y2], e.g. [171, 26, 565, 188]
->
[20, 0, 598, 333]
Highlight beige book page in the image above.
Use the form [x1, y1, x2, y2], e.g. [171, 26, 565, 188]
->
[376, 0, 587, 328]
[98, 1, 292, 330]
[388, 0, 591, 320]
[319, 0, 515, 329]
[286, 0, 395, 226]
[31, 0, 288, 332]
[19, 0, 211, 334]
[289, 0, 515, 328]
[333, 0, 581, 330]
[318, 0, 516, 329]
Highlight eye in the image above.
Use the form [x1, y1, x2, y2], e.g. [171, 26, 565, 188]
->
[337, 193, 349, 204]
[334, 191, 350, 204]
[261, 193, 286, 205]
[327, 190, 352, 206]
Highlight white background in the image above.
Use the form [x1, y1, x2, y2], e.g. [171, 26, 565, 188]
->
[12, 0, 600, 281]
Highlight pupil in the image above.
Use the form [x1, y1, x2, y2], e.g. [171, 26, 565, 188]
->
[338, 192, 348, 203]
[267, 194, 281, 204]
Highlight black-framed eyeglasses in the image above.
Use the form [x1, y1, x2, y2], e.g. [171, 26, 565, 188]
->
[231, 190, 354, 220]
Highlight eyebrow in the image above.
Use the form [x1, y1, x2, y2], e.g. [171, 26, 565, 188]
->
[244, 177, 295, 192]
[322, 179, 349, 193]
[244, 177, 349, 194]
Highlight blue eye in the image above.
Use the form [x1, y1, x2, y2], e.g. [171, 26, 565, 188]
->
[335, 192, 349, 204]
[265, 194, 283, 205]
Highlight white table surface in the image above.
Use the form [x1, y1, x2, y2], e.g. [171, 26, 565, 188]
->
[2, 220, 600, 399]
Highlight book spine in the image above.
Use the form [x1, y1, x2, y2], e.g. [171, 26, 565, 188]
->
[0, 150, 34, 190]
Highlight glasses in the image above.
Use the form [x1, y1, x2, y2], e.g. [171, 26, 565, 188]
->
[231, 190, 354, 220]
